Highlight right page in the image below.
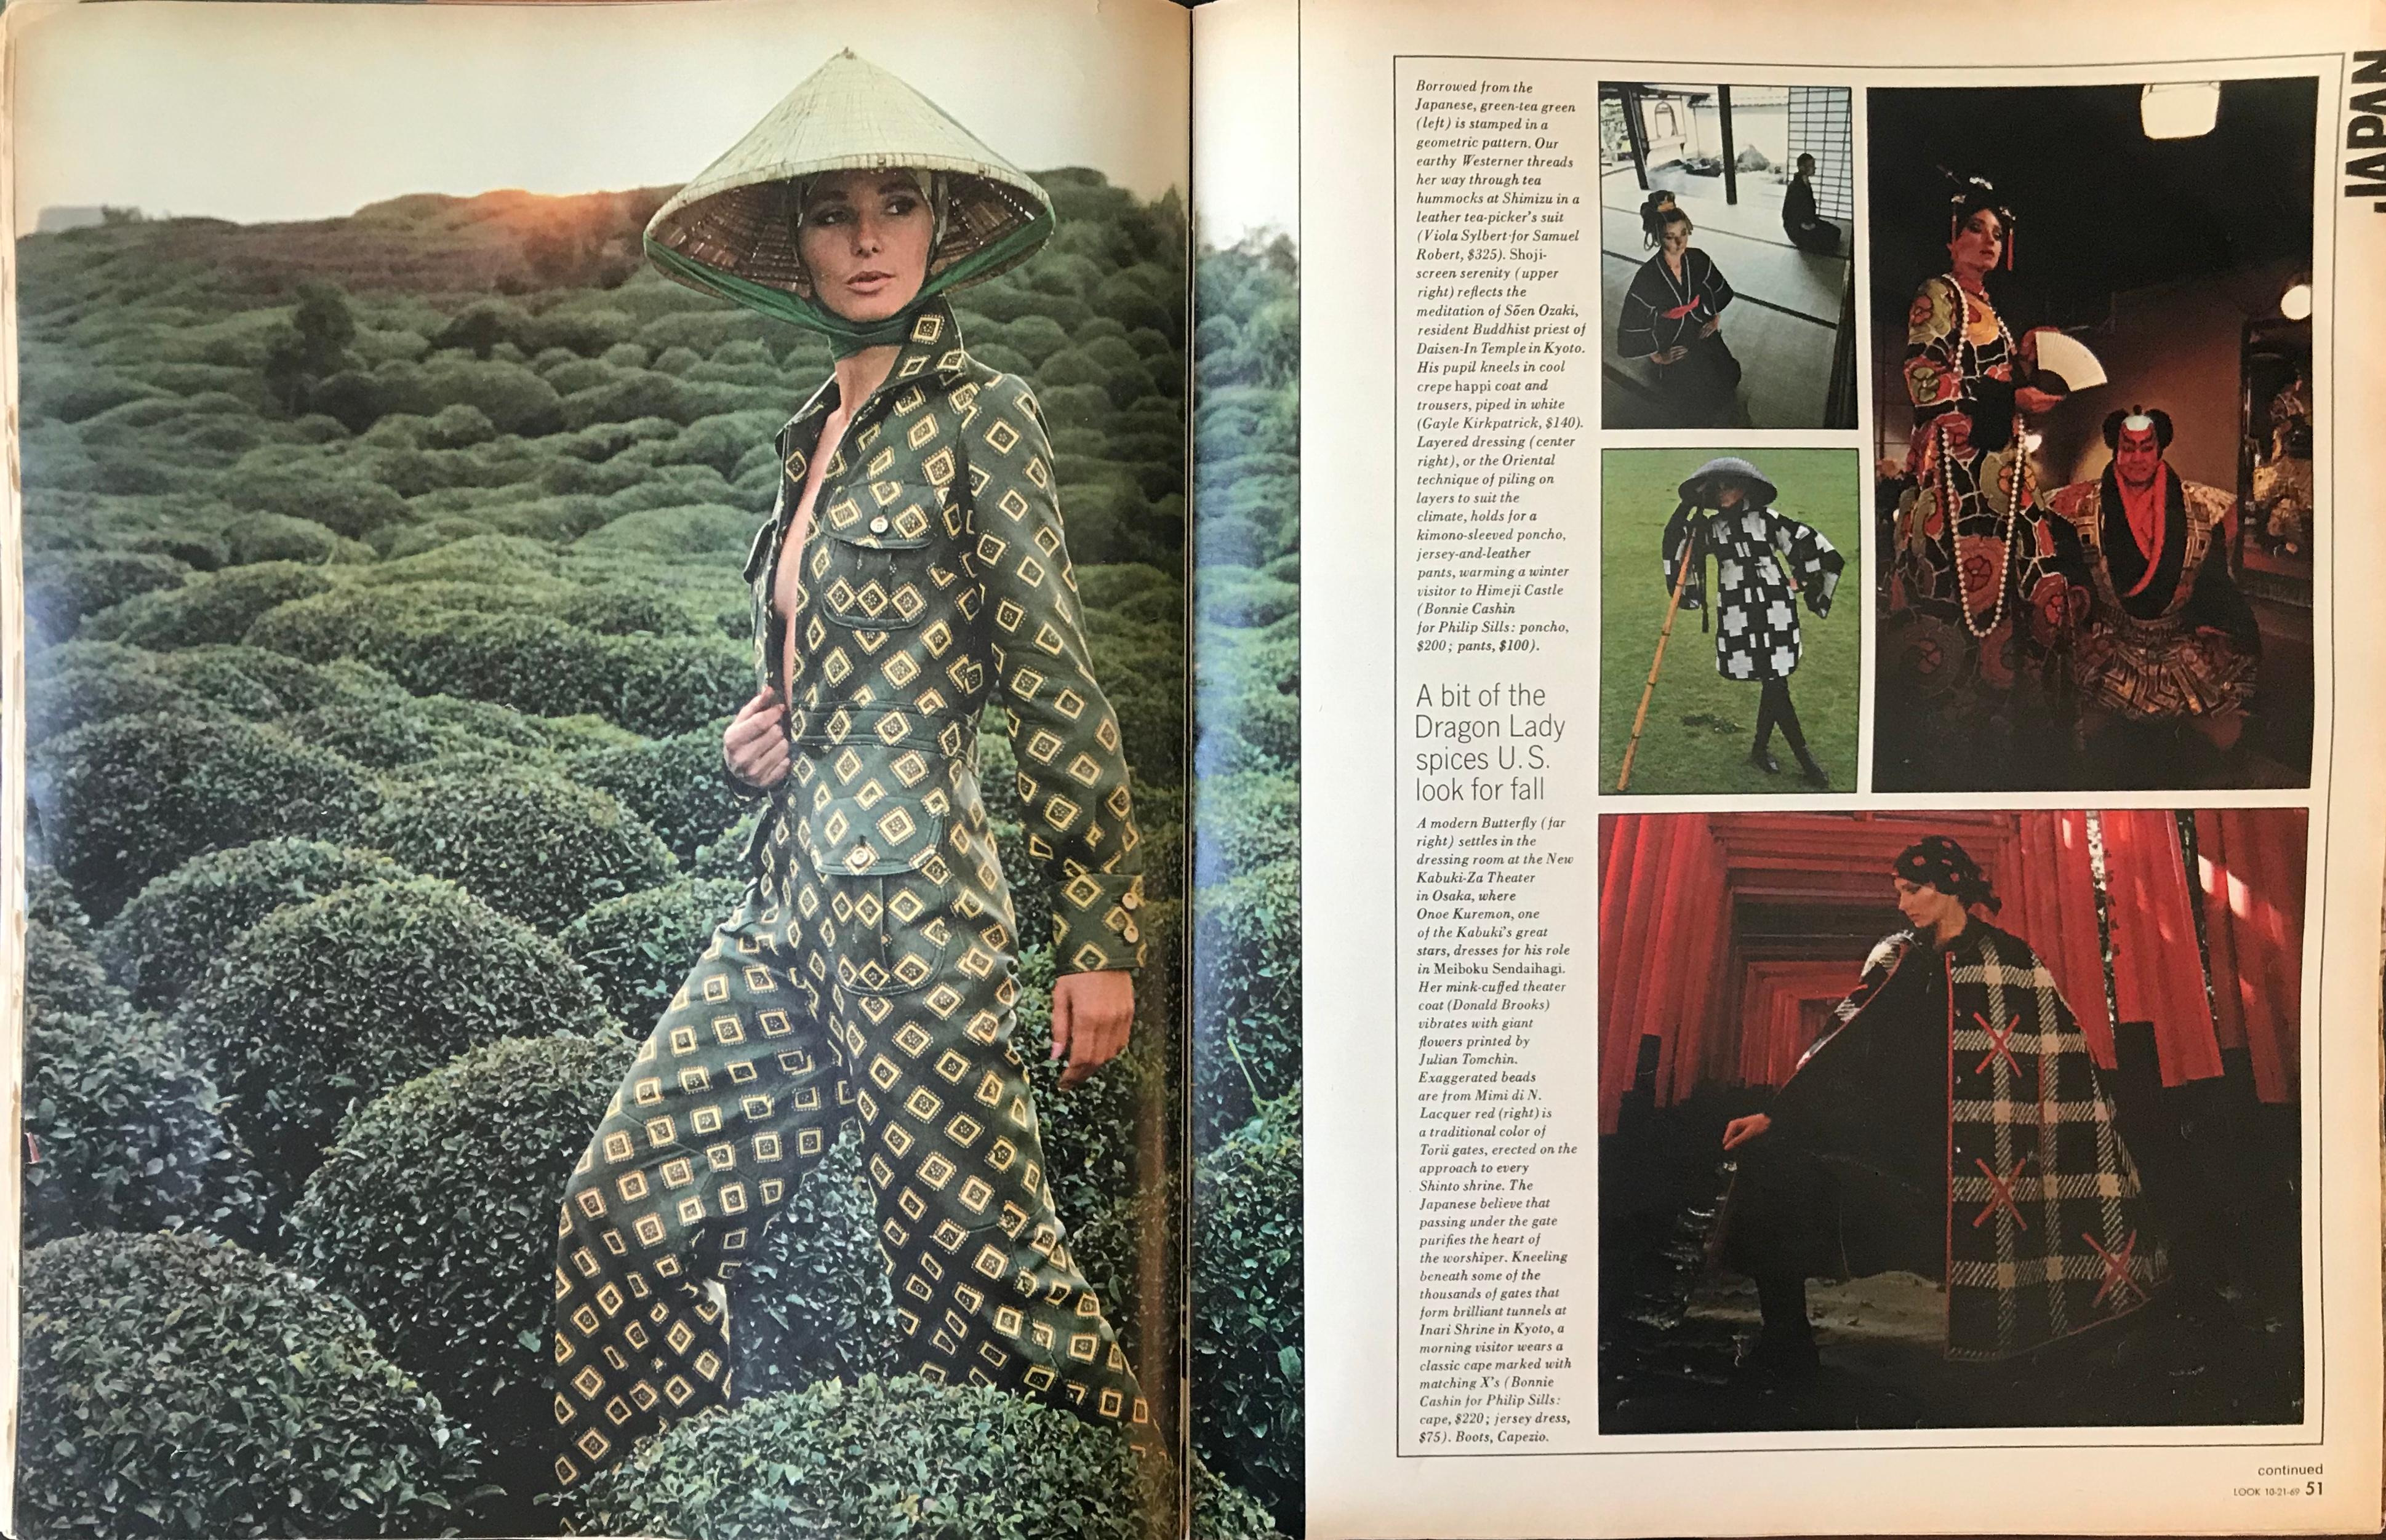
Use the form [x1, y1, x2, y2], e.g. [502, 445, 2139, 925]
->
[1297, 1, 2386, 1534]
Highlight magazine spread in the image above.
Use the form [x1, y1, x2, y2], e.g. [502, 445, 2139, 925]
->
[1297, 0, 2384, 1534]
[2, 0, 2384, 1537]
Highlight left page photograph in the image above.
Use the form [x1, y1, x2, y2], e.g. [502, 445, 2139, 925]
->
[1, 1, 1222, 1534]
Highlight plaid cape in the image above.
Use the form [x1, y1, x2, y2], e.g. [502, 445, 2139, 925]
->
[1795, 922, 2166, 1360]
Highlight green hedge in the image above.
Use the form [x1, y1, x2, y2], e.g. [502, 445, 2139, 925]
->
[100, 837, 414, 1007]
[17, 1230, 482, 1540]
[1015, 942, 1176, 1235]
[1191, 856, 1299, 1143]
[225, 509, 367, 566]
[25, 638, 397, 745]
[566, 728, 747, 864]
[359, 766, 677, 933]
[26, 918, 124, 1021]
[81, 561, 340, 648]
[557, 876, 745, 1026]
[292, 1034, 634, 1500]
[693, 805, 766, 879]
[572, 1374, 1272, 1540]
[230, 470, 415, 539]
[722, 1125, 905, 1400]
[23, 1003, 260, 1247]
[25, 663, 216, 748]
[285, 696, 500, 768]
[172, 876, 611, 1191]
[1191, 770, 1299, 883]
[25, 548, 189, 645]
[26, 905, 257, 1243]
[247, 589, 750, 736]
[28, 863, 93, 942]
[1191, 1088, 1303, 1530]
[31, 712, 380, 920]
[154, 642, 402, 716]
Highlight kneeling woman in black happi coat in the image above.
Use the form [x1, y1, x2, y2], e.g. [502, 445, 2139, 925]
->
[1617, 202, 1742, 426]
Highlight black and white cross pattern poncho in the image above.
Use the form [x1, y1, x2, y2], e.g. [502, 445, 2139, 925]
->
[1662, 502, 1844, 682]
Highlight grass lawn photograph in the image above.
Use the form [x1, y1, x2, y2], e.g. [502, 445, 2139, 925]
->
[1600, 447, 1860, 795]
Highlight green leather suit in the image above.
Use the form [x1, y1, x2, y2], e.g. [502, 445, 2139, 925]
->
[552, 303, 1155, 1488]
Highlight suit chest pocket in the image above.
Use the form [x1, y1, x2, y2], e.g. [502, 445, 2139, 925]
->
[811, 479, 953, 632]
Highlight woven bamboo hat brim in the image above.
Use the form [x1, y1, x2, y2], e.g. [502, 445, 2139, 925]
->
[1679, 455, 1779, 508]
[644, 49, 1054, 328]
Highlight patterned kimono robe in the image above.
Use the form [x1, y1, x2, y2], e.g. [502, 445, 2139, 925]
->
[1724, 922, 2165, 1362]
[1880, 276, 2075, 789]
[1662, 502, 1843, 682]
[2042, 465, 2259, 722]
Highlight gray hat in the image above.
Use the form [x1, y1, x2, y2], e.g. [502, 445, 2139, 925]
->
[644, 50, 1054, 342]
[1678, 456, 1777, 507]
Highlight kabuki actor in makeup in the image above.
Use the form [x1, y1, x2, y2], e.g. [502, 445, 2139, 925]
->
[2042, 408, 2260, 767]
[1715, 836, 2164, 1374]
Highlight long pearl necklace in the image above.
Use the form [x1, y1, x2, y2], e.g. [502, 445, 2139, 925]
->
[1939, 273, 2031, 641]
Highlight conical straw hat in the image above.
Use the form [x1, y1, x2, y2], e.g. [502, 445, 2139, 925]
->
[645, 49, 1054, 327]
[1679, 455, 1779, 507]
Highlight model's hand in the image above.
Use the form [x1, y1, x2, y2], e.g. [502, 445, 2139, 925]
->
[1052, 970, 1134, 1090]
[2015, 386, 2064, 417]
[1654, 346, 1689, 365]
[722, 688, 789, 789]
[1721, 1112, 1772, 1151]
[1699, 315, 1722, 338]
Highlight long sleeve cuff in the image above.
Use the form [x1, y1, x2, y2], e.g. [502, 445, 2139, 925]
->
[1052, 870, 1148, 974]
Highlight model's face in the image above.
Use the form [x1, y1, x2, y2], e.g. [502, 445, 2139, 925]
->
[1660, 217, 1693, 261]
[796, 169, 934, 324]
[2113, 424, 2163, 489]
[1947, 208, 2004, 275]
[1715, 482, 1747, 509]
[1894, 876, 1966, 932]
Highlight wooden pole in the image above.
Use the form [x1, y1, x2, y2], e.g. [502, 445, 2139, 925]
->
[1617, 522, 1698, 792]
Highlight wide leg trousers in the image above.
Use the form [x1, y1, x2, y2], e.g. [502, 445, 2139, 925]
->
[550, 754, 1156, 1488]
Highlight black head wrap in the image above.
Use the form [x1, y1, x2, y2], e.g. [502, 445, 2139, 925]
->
[1639, 190, 1679, 248]
[1891, 834, 2001, 912]
[1942, 170, 2016, 269]
[2102, 405, 2175, 451]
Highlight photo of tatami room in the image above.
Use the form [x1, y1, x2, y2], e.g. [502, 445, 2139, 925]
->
[1599, 83, 1857, 429]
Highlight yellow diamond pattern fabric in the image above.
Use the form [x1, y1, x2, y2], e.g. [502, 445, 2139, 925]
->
[554, 305, 1158, 1487]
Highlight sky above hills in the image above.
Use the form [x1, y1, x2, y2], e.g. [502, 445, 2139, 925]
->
[14, 0, 1198, 232]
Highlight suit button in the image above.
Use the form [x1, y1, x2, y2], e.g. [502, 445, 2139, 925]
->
[869, 515, 890, 535]
[1121, 890, 1141, 911]
[1122, 922, 1140, 944]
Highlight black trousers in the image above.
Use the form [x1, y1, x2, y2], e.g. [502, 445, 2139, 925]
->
[1787, 218, 1841, 256]
[1753, 677, 1810, 757]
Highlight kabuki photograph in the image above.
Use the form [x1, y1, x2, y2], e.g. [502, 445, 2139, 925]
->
[1598, 82, 1858, 430]
[1868, 79, 2318, 794]
[1596, 810, 2307, 1434]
